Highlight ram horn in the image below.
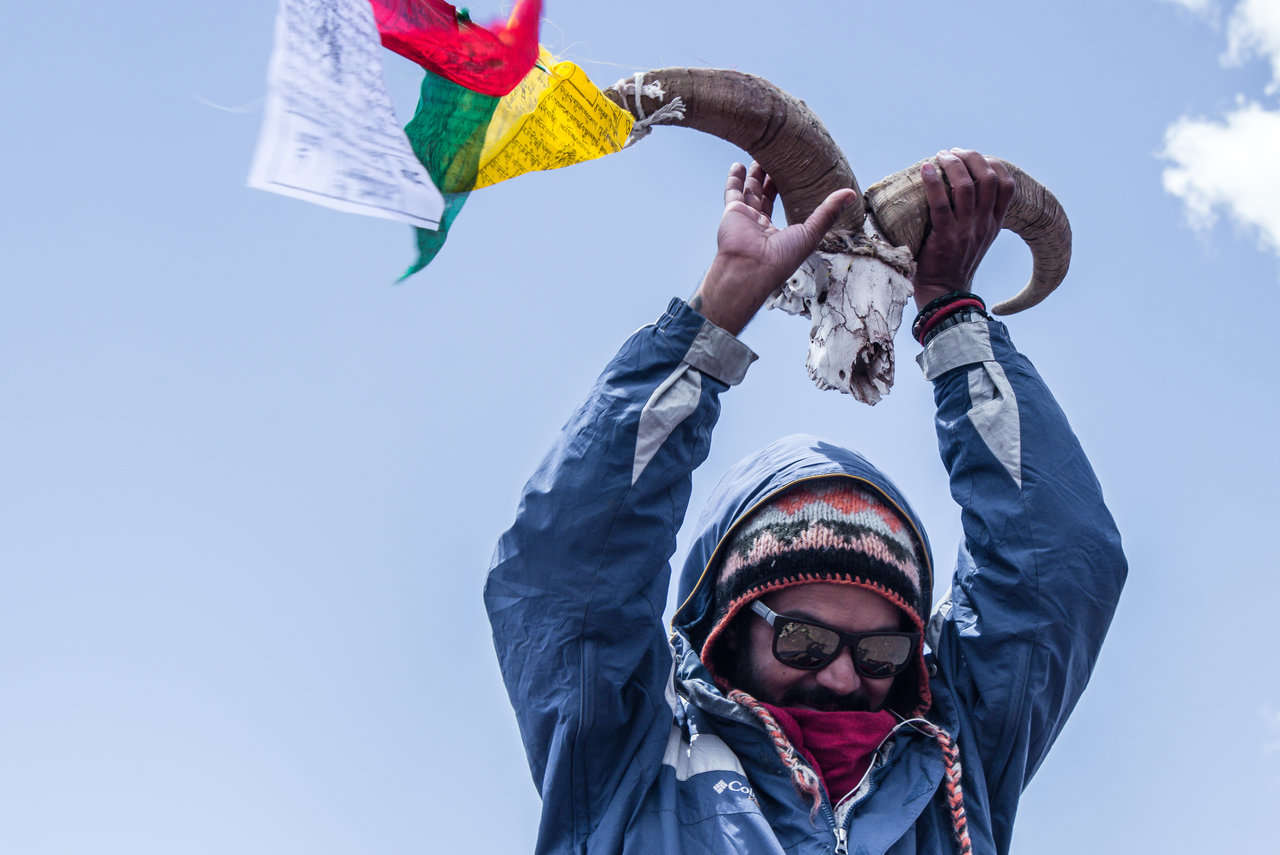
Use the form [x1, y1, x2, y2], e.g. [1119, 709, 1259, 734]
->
[604, 68, 864, 235]
[864, 157, 1071, 315]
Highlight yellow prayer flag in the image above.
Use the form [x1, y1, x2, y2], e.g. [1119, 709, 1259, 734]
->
[471, 54, 635, 190]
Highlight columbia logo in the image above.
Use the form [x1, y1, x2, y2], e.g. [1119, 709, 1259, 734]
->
[712, 778, 754, 799]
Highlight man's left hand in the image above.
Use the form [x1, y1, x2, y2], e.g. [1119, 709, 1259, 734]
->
[912, 149, 1015, 311]
[691, 162, 856, 336]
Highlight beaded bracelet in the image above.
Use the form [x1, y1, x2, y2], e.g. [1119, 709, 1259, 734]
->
[918, 298, 986, 342]
[912, 291, 989, 345]
[911, 291, 973, 342]
[921, 306, 988, 345]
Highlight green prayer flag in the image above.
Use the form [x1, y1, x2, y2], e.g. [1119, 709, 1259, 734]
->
[399, 72, 499, 278]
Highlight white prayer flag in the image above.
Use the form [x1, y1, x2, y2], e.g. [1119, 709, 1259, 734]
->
[249, 0, 444, 229]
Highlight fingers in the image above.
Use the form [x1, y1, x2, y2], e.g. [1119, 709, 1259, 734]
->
[990, 159, 1015, 226]
[743, 162, 767, 212]
[937, 150, 974, 218]
[916, 149, 1010, 298]
[944, 148, 1011, 226]
[761, 173, 779, 219]
[952, 148, 996, 215]
[724, 162, 747, 207]
[921, 160, 955, 230]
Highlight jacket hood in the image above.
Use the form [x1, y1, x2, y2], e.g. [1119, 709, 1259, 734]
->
[672, 435, 936, 710]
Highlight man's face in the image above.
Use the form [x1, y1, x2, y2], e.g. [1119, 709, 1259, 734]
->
[729, 582, 902, 712]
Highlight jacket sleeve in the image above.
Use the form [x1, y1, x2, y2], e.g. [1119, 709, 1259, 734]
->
[920, 318, 1127, 803]
[483, 299, 756, 846]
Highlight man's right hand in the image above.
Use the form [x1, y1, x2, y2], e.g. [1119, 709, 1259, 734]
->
[690, 162, 857, 336]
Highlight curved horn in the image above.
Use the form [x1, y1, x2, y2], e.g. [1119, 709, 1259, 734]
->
[605, 68, 864, 234]
[864, 157, 1071, 314]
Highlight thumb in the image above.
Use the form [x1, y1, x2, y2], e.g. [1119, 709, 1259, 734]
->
[803, 188, 857, 240]
[781, 188, 857, 267]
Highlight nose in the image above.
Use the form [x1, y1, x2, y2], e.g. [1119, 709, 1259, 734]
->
[815, 647, 862, 695]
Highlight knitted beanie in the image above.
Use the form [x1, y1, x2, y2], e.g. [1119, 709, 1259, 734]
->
[700, 477, 932, 716]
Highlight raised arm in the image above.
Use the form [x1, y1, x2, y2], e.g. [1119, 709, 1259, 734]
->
[915, 151, 1127, 825]
[483, 164, 852, 846]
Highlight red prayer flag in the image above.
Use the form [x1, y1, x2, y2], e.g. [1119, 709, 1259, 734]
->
[371, 0, 542, 97]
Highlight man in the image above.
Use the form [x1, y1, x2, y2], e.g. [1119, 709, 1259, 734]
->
[485, 149, 1126, 854]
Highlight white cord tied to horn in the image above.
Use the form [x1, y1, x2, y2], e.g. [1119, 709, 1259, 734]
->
[621, 72, 686, 147]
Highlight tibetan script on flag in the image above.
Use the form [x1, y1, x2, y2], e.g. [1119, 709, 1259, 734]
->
[471, 58, 634, 190]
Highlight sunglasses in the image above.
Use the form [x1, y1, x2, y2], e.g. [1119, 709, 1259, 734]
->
[750, 600, 918, 679]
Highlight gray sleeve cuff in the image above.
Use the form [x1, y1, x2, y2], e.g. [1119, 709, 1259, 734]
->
[683, 316, 758, 386]
[915, 319, 995, 381]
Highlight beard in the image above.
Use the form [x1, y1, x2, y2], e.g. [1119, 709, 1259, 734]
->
[775, 683, 874, 712]
[728, 648, 878, 712]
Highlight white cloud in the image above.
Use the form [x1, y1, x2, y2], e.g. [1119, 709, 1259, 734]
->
[1161, 100, 1280, 252]
[1159, 0, 1280, 255]
[1224, 0, 1280, 92]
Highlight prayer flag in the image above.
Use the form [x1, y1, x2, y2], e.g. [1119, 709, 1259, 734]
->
[400, 72, 499, 276]
[249, 0, 445, 229]
[371, 0, 542, 97]
[399, 50, 634, 276]
[470, 54, 634, 190]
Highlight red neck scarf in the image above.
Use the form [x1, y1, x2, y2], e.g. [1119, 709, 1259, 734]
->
[760, 703, 896, 802]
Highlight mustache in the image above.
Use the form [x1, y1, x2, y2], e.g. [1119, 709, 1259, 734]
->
[780, 685, 872, 712]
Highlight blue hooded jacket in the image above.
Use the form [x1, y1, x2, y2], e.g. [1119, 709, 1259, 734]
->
[485, 299, 1126, 854]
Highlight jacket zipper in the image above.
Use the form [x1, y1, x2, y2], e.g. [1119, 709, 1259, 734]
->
[817, 796, 843, 855]
[829, 716, 936, 855]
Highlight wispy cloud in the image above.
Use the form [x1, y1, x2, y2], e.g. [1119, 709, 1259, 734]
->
[1223, 0, 1280, 92]
[1159, 0, 1280, 254]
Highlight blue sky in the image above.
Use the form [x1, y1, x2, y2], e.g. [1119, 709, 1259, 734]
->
[3, 0, 1278, 852]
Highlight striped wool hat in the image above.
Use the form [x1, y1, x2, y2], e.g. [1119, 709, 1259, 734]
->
[701, 477, 931, 714]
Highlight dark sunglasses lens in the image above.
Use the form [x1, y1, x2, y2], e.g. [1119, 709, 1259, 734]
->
[854, 635, 914, 678]
[774, 620, 841, 669]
